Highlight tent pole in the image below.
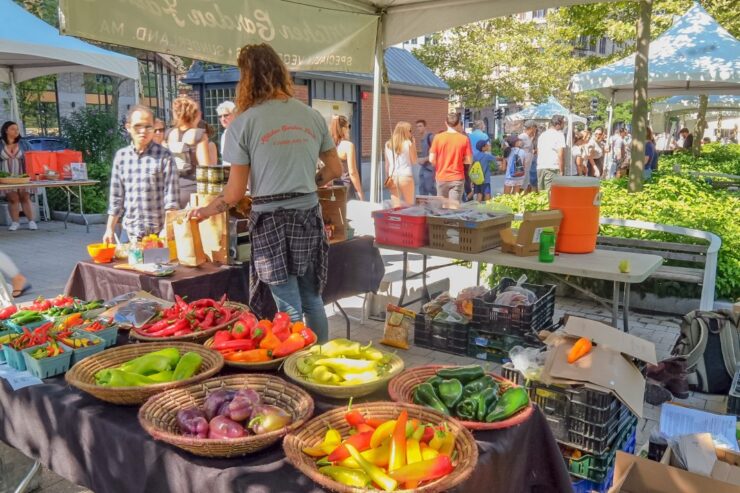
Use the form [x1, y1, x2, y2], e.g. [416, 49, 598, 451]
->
[566, 115, 573, 175]
[9, 68, 24, 134]
[369, 15, 385, 203]
[606, 92, 615, 136]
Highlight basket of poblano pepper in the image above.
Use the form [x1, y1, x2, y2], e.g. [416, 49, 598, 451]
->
[388, 365, 533, 430]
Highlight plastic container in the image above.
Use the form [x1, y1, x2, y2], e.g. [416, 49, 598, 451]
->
[0, 328, 20, 363]
[372, 207, 428, 248]
[2, 318, 49, 334]
[538, 229, 556, 262]
[24, 151, 57, 180]
[566, 424, 637, 483]
[3, 344, 37, 370]
[64, 330, 106, 365]
[471, 278, 556, 337]
[413, 315, 469, 356]
[55, 150, 83, 179]
[727, 365, 740, 416]
[549, 176, 601, 253]
[427, 213, 512, 253]
[21, 342, 73, 378]
[78, 322, 119, 348]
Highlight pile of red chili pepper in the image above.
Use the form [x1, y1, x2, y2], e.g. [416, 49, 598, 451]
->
[134, 295, 240, 338]
[302, 404, 457, 491]
[211, 311, 317, 363]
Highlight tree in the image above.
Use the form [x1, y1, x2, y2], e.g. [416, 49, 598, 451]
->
[413, 17, 584, 109]
[693, 95, 709, 156]
[629, 0, 653, 192]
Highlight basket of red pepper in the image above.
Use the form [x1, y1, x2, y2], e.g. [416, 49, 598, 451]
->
[204, 312, 318, 370]
[130, 296, 246, 343]
[3, 321, 56, 371]
[78, 319, 119, 348]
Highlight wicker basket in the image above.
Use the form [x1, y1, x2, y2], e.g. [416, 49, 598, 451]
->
[65, 342, 224, 405]
[283, 350, 405, 399]
[0, 176, 31, 185]
[129, 301, 248, 343]
[204, 337, 316, 371]
[283, 401, 478, 493]
[139, 374, 314, 458]
[387, 365, 534, 430]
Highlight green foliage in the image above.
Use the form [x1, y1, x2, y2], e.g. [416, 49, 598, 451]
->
[60, 107, 124, 164]
[659, 143, 740, 175]
[492, 154, 740, 301]
[46, 161, 111, 214]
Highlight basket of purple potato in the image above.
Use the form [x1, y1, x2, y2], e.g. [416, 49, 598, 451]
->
[138, 374, 314, 457]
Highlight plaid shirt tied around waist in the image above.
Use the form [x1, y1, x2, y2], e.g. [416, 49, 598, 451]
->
[248, 204, 328, 309]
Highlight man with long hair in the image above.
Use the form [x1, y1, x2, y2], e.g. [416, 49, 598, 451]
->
[189, 44, 342, 342]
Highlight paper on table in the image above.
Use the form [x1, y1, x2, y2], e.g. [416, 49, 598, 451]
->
[677, 433, 718, 476]
[660, 403, 739, 452]
[0, 363, 43, 390]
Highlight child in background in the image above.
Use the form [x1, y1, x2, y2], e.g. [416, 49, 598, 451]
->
[471, 139, 496, 201]
[505, 135, 526, 194]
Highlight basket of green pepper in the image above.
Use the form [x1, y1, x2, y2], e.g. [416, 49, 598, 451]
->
[388, 365, 533, 430]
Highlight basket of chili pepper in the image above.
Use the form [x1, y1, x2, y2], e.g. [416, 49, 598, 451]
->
[78, 319, 119, 348]
[283, 401, 478, 493]
[65, 342, 224, 405]
[21, 341, 73, 378]
[58, 330, 106, 365]
[203, 312, 318, 370]
[387, 365, 534, 431]
[3, 321, 56, 371]
[0, 328, 20, 363]
[130, 297, 247, 343]
[138, 374, 314, 458]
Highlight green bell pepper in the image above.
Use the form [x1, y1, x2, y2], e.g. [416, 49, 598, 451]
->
[172, 351, 202, 380]
[462, 375, 498, 397]
[437, 378, 464, 409]
[425, 375, 444, 390]
[454, 396, 478, 421]
[485, 387, 529, 422]
[413, 382, 449, 415]
[436, 365, 485, 384]
[475, 387, 499, 421]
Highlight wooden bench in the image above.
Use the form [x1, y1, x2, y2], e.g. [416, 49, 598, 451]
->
[596, 218, 721, 310]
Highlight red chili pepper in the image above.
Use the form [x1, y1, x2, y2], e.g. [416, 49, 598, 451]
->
[145, 318, 175, 334]
[299, 328, 317, 346]
[213, 330, 232, 345]
[420, 426, 435, 444]
[365, 418, 386, 429]
[212, 339, 257, 351]
[271, 332, 306, 358]
[190, 298, 217, 309]
[388, 455, 454, 484]
[174, 295, 189, 311]
[173, 329, 194, 336]
[0, 305, 18, 319]
[345, 409, 365, 428]
[327, 431, 374, 462]
[200, 310, 215, 329]
[218, 293, 228, 306]
[150, 318, 189, 337]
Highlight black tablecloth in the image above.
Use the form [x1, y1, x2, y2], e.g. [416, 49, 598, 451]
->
[0, 366, 573, 493]
[64, 236, 386, 318]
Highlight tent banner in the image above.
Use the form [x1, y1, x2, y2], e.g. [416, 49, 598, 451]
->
[59, 0, 378, 72]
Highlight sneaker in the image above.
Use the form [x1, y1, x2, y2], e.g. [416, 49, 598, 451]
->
[28, 221, 38, 230]
[8, 222, 19, 231]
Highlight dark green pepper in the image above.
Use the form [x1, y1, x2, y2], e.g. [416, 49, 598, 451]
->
[454, 396, 478, 421]
[462, 375, 498, 397]
[475, 387, 499, 421]
[485, 387, 529, 422]
[425, 375, 444, 390]
[437, 378, 464, 409]
[413, 382, 449, 415]
[436, 365, 485, 384]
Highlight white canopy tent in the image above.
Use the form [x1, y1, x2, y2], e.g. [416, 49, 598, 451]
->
[0, 0, 139, 129]
[651, 95, 740, 115]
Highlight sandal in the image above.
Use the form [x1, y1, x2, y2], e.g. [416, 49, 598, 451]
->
[12, 283, 32, 298]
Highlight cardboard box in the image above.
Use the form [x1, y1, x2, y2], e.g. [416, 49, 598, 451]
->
[541, 315, 657, 417]
[318, 186, 347, 243]
[500, 210, 562, 256]
[611, 451, 740, 493]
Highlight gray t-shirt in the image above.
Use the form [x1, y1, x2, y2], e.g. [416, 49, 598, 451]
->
[224, 98, 334, 212]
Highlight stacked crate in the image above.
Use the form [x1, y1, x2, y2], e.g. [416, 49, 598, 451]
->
[413, 314, 470, 357]
[503, 365, 638, 492]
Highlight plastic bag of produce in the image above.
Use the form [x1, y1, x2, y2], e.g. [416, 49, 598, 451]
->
[381, 304, 414, 350]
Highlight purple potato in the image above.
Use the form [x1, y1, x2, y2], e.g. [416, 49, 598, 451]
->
[208, 415, 246, 439]
[248, 404, 292, 435]
[176, 408, 209, 436]
[204, 389, 236, 420]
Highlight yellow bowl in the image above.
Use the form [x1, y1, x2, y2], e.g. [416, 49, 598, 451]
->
[87, 243, 116, 263]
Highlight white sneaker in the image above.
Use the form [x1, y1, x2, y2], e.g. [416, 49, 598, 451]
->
[8, 222, 19, 231]
[28, 221, 38, 230]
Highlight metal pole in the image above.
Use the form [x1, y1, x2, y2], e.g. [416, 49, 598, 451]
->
[369, 15, 385, 203]
[9, 68, 24, 133]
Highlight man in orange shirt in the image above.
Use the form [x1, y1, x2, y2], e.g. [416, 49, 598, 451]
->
[429, 112, 473, 202]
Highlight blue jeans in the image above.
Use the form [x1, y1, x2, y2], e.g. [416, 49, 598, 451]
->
[268, 264, 329, 343]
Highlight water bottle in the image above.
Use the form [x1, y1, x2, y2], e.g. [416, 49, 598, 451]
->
[538, 228, 555, 263]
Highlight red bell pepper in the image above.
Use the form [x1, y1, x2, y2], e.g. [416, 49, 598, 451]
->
[299, 328, 317, 346]
[232, 312, 258, 339]
[213, 339, 257, 351]
[271, 312, 291, 341]
[388, 455, 454, 483]
[327, 430, 374, 462]
[271, 332, 305, 358]
[389, 410, 408, 472]
[0, 305, 17, 320]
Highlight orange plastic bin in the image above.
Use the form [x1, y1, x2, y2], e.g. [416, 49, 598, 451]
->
[549, 176, 601, 254]
[24, 151, 57, 180]
[56, 150, 83, 179]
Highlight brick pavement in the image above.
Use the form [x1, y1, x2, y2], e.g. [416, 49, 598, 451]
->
[0, 220, 726, 492]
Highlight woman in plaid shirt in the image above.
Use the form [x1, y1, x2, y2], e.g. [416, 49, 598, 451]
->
[190, 44, 343, 342]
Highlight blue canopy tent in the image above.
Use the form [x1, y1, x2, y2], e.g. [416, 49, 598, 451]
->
[0, 0, 139, 130]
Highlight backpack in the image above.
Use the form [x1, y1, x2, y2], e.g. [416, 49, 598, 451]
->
[469, 160, 485, 185]
[672, 310, 740, 393]
[166, 128, 205, 177]
[511, 150, 525, 177]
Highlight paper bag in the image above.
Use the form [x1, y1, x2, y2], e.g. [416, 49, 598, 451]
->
[173, 214, 207, 266]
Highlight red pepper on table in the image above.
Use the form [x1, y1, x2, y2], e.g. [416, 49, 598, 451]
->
[213, 339, 257, 352]
[232, 312, 257, 340]
[365, 418, 386, 429]
[174, 295, 189, 312]
[420, 426, 435, 444]
[145, 318, 176, 334]
[299, 328, 317, 346]
[218, 293, 228, 306]
[149, 318, 189, 337]
[0, 305, 17, 319]
[213, 330, 232, 345]
[345, 405, 365, 428]
[388, 455, 454, 484]
[271, 332, 305, 358]
[200, 310, 215, 329]
[271, 312, 291, 342]
[389, 410, 408, 472]
[173, 328, 194, 336]
[327, 431, 374, 462]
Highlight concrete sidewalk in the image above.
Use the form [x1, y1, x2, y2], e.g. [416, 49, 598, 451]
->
[0, 220, 725, 493]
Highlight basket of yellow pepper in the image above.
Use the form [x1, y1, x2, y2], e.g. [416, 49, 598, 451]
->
[283, 401, 478, 492]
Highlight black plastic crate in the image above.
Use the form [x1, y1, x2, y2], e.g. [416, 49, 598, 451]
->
[564, 423, 637, 483]
[569, 399, 622, 423]
[565, 414, 637, 456]
[567, 406, 630, 440]
[471, 277, 556, 337]
[413, 315, 469, 356]
[727, 366, 740, 416]
[502, 364, 523, 385]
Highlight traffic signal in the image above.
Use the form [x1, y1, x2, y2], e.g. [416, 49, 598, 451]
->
[463, 108, 472, 123]
[494, 108, 504, 120]
[590, 97, 599, 113]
